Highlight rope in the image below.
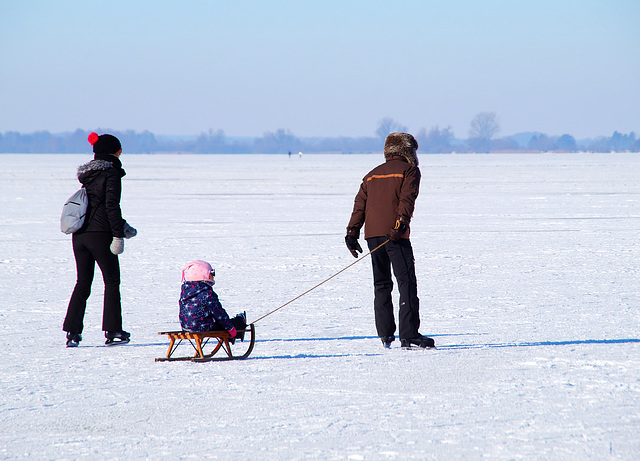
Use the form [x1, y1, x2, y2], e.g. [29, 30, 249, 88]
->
[251, 239, 389, 324]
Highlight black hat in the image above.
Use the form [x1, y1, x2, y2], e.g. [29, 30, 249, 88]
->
[88, 132, 121, 156]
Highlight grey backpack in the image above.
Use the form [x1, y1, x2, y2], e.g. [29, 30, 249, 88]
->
[60, 187, 88, 234]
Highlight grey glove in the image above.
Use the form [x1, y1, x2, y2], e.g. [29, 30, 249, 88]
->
[123, 222, 137, 239]
[110, 237, 124, 255]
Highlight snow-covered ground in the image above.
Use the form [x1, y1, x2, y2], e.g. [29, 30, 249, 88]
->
[1, 152, 639, 460]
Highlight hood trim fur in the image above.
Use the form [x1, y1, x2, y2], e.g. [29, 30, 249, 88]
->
[77, 159, 113, 178]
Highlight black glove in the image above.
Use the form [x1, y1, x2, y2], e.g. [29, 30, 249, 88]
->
[123, 222, 137, 239]
[388, 216, 408, 241]
[345, 235, 363, 258]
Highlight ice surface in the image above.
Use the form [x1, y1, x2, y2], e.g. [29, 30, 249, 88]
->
[1, 153, 639, 459]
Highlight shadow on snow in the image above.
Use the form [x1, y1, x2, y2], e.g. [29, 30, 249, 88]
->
[119, 335, 640, 360]
[439, 337, 640, 351]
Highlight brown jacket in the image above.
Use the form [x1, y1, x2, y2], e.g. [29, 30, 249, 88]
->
[347, 155, 421, 239]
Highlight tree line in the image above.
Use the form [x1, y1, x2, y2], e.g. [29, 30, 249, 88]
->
[1, 113, 638, 154]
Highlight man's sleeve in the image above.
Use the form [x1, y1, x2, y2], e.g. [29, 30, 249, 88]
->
[346, 180, 367, 236]
[397, 166, 420, 221]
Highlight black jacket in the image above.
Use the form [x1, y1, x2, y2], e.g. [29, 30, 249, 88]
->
[75, 157, 126, 238]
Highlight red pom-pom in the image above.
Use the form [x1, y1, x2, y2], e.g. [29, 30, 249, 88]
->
[88, 132, 99, 145]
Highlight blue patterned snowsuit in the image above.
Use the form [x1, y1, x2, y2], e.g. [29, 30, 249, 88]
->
[179, 281, 234, 332]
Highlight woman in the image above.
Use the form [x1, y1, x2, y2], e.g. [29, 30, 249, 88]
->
[63, 132, 137, 347]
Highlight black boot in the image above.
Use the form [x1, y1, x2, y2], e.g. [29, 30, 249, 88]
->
[400, 335, 435, 349]
[66, 332, 82, 347]
[380, 336, 395, 349]
[105, 330, 131, 346]
[234, 312, 247, 342]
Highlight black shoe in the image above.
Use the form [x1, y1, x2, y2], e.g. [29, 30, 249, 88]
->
[400, 335, 435, 349]
[105, 330, 131, 345]
[66, 332, 82, 347]
[235, 312, 247, 342]
[380, 336, 395, 349]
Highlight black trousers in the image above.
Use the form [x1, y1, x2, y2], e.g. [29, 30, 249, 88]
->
[63, 232, 122, 334]
[367, 236, 420, 340]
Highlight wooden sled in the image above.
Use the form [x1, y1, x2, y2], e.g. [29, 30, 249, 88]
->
[156, 324, 255, 362]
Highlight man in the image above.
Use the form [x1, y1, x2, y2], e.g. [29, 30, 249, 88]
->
[345, 132, 434, 349]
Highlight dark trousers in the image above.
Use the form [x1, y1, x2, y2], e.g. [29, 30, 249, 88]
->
[63, 232, 122, 334]
[367, 236, 420, 340]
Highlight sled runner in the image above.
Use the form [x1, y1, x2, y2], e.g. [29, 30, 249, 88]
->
[156, 324, 255, 362]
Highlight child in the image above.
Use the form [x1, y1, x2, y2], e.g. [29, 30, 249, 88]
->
[179, 260, 247, 340]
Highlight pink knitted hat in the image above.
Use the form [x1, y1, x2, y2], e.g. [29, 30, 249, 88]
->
[182, 260, 214, 282]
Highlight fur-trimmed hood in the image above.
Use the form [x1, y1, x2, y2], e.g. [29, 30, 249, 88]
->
[77, 159, 114, 178]
[77, 158, 125, 184]
[383, 132, 419, 166]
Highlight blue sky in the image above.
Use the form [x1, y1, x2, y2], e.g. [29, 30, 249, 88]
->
[1, 0, 638, 139]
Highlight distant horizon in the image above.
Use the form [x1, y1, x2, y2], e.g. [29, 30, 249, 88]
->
[3, 126, 637, 154]
[1, 126, 632, 142]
